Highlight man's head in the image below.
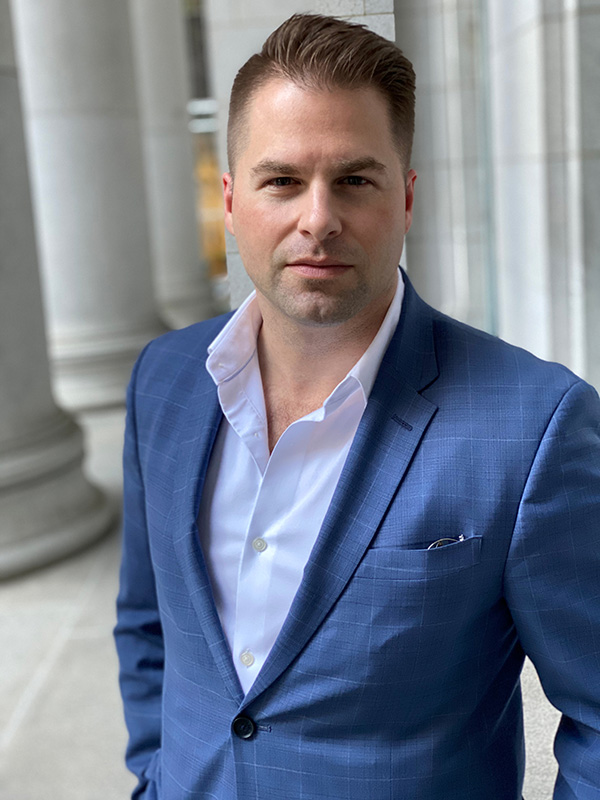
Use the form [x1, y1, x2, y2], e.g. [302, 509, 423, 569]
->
[223, 15, 418, 332]
[227, 14, 416, 176]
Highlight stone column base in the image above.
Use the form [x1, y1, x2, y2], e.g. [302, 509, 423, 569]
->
[50, 324, 167, 412]
[0, 411, 115, 579]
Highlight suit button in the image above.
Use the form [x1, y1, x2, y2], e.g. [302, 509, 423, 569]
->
[232, 715, 256, 740]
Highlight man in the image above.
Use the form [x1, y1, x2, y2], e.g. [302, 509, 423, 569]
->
[115, 13, 600, 800]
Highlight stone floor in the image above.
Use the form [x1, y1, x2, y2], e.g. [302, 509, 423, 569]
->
[0, 408, 561, 800]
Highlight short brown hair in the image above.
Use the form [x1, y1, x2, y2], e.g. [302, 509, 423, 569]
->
[227, 13, 416, 173]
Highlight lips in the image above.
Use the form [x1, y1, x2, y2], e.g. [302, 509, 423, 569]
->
[286, 261, 352, 278]
[285, 258, 353, 279]
[287, 259, 351, 268]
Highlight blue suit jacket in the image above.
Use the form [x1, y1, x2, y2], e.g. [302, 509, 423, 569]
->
[115, 274, 600, 799]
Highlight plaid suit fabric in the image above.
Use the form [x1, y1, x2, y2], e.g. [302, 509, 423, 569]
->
[115, 274, 600, 799]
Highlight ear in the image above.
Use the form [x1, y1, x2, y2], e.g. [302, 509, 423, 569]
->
[404, 169, 417, 234]
[223, 172, 235, 235]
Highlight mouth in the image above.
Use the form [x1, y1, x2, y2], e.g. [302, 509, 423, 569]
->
[286, 259, 352, 278]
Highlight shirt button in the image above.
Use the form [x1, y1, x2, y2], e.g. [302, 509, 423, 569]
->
[252, 537, 267, 553]
[240, 650, 255, 667]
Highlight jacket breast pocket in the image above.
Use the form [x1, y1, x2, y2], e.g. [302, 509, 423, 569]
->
[356, 534, 483, 579]
[320, 535, 489, 686]
[341, 535, 485, 621]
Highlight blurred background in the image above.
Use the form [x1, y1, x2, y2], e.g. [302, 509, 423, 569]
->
[1, 0, 598, 798]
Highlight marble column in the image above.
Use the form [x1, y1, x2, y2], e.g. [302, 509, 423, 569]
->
[394, 0, 493, 331]
[563, 0, 600, 388]
[129, 0, 213, 329]
[487, 0, 600, 386]
[10, 0, 166, 411]
[487, 2, 554, 361]
[204, 0, 396, 308]
[0, 0, 113, 578]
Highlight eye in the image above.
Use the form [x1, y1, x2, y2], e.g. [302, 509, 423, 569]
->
[268, 176, 297, 187]
[341, 175, 370, 187]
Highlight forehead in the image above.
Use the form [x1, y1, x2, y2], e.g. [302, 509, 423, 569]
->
[237, 79, 400, 170]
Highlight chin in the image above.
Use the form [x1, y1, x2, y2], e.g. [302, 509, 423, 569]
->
[283, 296, 368, 327]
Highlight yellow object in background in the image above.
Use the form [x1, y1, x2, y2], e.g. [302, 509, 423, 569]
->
[194, 133, 227, 279]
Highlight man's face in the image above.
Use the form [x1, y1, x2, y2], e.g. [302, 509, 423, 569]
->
[223, 79, 416, 329]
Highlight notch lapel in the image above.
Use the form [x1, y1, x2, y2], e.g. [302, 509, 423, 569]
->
[244, 274, 440, 705]
[170, 342, 245, 705]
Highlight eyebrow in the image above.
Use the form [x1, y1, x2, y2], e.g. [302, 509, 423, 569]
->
[336, 157, 388, 174]
[250, 157, 388, 178]
[250, 160, 301, 178]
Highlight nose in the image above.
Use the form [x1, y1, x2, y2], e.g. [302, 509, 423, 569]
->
[297, 184, 342, 241]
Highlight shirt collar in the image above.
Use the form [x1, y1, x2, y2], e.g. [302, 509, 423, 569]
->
[206, 290, 262, 384]
[206, 270, 404, 405]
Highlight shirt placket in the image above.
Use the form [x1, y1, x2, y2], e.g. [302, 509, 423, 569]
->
[232, 418, 313, 693]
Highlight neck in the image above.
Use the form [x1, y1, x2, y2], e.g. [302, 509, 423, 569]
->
[258, 317, 372, 452]
[257, 311, 380, 400]
[255, 284, 395, 451]
[254, 277, 398, 450]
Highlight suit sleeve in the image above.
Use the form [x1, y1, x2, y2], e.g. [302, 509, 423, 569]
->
[114, 344, 164, 799]
[504, 379, 600, 798]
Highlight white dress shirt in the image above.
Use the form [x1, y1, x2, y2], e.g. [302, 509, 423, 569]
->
[198, 274, 404, 694]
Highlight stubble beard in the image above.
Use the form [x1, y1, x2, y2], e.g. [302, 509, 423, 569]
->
[260, 251, 373, 327]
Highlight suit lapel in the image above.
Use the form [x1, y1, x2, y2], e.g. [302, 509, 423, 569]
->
[170, 330, 245, 705]
[244, 274, 440, 706]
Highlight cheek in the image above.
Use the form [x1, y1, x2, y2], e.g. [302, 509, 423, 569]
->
[354, 209, 403, 250]
[357, 218, 406, 273]
[233, 199, 290, 242]
[231, 208, 284, 272]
